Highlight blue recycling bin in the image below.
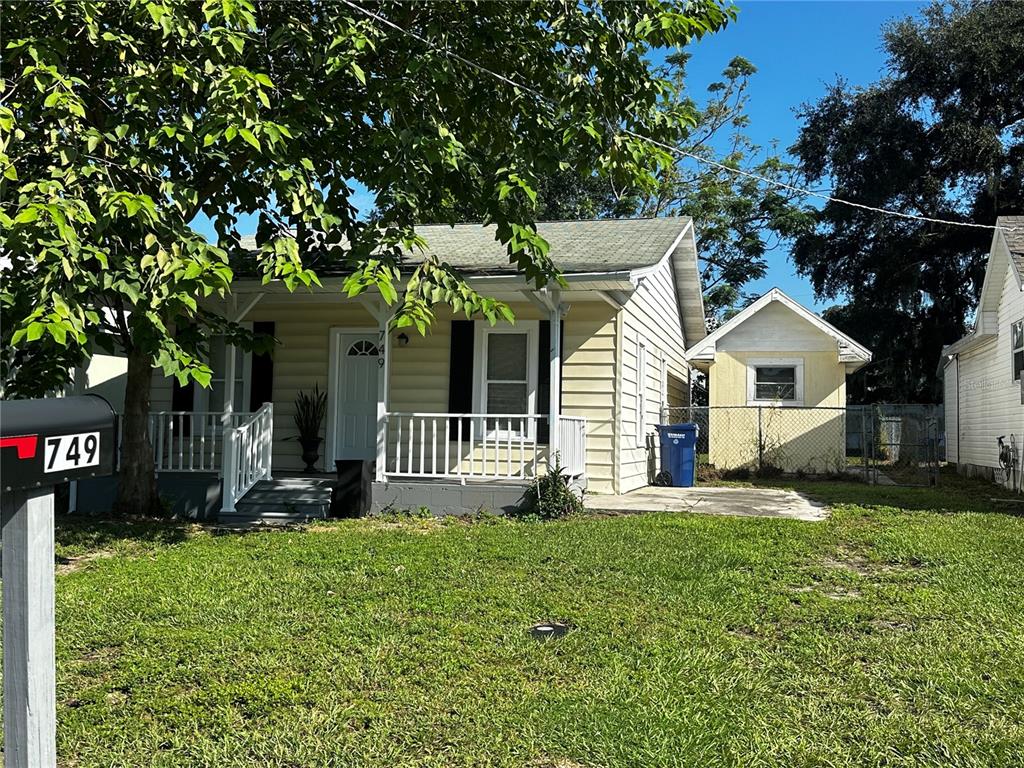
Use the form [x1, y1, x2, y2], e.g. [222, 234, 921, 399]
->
[656, 423, 699, 487]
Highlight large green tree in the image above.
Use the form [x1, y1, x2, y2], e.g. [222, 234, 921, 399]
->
[0, 0, 733, 512]
[791, 0, 1024, 402]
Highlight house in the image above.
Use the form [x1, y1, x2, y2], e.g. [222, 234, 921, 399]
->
[683, 288, 871, 473]
[940, 216, 1024, 489]
[75, 217, 707, 521]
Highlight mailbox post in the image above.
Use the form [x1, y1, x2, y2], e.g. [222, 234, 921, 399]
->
[0, 396, 117, 768]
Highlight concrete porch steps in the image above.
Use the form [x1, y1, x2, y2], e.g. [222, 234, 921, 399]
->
[220, 476, 334, 526]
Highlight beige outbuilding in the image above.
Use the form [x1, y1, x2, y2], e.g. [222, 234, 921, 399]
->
[685, 288, 872, 473]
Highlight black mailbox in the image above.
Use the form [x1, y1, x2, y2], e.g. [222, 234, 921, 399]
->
[1, 395, 118, 492]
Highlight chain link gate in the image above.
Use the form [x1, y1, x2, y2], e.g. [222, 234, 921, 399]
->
[862, 404, 941, 487]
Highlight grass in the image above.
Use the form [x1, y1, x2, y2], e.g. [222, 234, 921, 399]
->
[45, 473, 1024, 766]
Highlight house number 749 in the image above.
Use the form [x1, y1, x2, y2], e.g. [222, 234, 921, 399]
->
[43, 432, 100, 473]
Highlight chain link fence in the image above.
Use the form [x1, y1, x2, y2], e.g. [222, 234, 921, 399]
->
[661, 404, 942, 486]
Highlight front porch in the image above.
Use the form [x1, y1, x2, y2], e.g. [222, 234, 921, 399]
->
[70, 281, 612, 521]
[115, 405, 586, 521]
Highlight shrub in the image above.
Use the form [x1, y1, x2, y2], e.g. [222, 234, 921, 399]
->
[516, 455, 584, 521]
[754, 463, 785, 479]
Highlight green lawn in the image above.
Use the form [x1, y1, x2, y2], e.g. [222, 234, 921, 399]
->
[50, 474, 1024, 767]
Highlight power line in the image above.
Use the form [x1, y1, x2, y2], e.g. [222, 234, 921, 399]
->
[341, 0, 1017, 234]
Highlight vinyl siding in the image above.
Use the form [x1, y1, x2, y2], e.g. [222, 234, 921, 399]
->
[561, 302, 619, 493]
[945, 241, 1024, 483]
[618, 259, 690, 492]
[942, 357, 959, 463]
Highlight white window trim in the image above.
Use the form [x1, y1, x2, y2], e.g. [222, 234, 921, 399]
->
[1012, 318, 1023, 382]
[746, 357, 804, 406]
[195, 323, 253, 412]
[635, 337, 647, 444]
[472, 321, 539, 438]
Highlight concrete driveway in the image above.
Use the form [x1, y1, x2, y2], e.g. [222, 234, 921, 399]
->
[584, 485, 827, 522]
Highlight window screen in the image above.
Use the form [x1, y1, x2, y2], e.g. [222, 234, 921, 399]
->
[485, 333, 529, 415]
[754, 366, 796, 401]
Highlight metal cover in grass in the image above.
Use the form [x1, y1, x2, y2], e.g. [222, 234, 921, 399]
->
[529, 621, 570, 640]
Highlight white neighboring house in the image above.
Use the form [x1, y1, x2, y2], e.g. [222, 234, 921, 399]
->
[940, 216, 1024, 489]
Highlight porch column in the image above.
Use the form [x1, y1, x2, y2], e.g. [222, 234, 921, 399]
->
[220, 297, 239, 513]
[220, 343, 238, 512]
[375, 307, 392, 483]
[548, 297, 563, 461]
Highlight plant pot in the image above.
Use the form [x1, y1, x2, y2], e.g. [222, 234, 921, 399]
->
[299, 437, 322, 473]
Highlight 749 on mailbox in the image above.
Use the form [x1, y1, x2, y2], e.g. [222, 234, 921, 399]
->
[0, 395, 117, 768]
[1, 395, 117, 491]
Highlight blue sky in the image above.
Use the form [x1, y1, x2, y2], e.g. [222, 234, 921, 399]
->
[684, 0, 927, 310]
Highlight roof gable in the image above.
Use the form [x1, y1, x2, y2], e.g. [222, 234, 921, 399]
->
[684, 288, 872, 368]
[975, 216, 1024, 331]
[998, 215, 1024, 283]
[940, 216, 1024, 361]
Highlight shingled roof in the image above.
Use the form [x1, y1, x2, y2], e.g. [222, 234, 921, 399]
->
[238, 217, 693, 276]
[998, 215, 1024, 278]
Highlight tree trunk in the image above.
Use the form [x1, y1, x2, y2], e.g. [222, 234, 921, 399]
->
[113, 345, 161, 516]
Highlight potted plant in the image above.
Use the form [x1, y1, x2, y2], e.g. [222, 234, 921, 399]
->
[293, 384, 328, 472]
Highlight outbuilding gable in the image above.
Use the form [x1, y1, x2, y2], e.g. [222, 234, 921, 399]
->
[684, 288, 872, 373]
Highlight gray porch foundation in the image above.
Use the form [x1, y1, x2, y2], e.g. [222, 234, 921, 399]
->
[370, 479, 530, 516]
[73, 472, 222, 520]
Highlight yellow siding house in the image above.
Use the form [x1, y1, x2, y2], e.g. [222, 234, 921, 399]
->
[76, 218, 709, 521]
[684, 289, 872, 473]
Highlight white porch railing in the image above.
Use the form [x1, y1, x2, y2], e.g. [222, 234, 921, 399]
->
[383, 412, 586, 482]
[125, 410, 256, 472]
[557, 416, 587, 478]
[115, 406, 274, 513]
[145, 411, 227, 472]
[221, 402, 274, 512]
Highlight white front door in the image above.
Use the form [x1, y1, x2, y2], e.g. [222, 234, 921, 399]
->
[329, 331, 380, 461]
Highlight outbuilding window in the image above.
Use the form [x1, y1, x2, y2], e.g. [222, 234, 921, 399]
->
[746, 357, 804, 406]
[1013, 319, 1023, 382]
[755, 366, 796, 400]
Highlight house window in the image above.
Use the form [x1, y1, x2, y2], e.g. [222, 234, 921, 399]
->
[474, 323, 538, 434]
[348, 339, 380, 357]
[746, 357, 804, 406]
[1013, 320, 1023, 382]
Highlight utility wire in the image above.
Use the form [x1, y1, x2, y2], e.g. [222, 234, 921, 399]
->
[341, 0, 1017, 234]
